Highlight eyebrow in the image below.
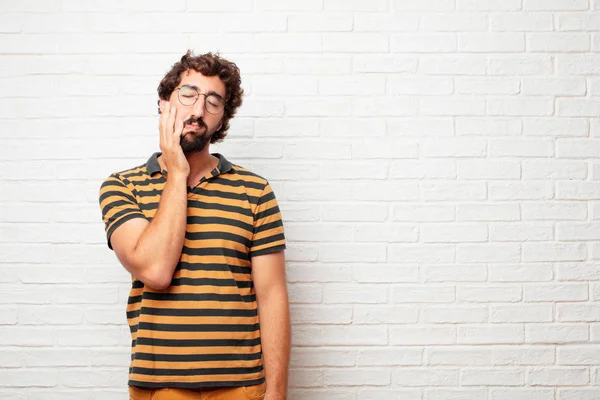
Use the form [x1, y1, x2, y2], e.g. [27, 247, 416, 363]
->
[185, 84, 225, 101]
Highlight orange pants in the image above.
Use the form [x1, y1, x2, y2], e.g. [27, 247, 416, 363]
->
[129, 382, 266, 400]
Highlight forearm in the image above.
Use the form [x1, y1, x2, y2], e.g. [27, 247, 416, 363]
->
[258, 286, 291, 398]
[132, 173, 188, 288]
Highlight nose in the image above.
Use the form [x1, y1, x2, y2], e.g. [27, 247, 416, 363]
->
[190, 95, 206, 119]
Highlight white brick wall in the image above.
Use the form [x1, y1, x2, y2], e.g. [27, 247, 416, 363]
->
[1, 1, 599, 399]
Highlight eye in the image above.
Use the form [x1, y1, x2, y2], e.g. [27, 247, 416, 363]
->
[207, 95, 223, 107]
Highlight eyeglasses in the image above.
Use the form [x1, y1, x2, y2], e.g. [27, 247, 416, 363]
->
[175, 85, 225, 115]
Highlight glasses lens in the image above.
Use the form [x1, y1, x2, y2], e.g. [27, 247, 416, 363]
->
[205, 95, 225, 114]
[178, 86, 197, 106]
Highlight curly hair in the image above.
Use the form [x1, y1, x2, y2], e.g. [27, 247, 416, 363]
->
[157, 50, 244, 143]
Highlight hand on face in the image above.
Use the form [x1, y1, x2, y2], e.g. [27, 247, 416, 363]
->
[158, 100, 190, 178]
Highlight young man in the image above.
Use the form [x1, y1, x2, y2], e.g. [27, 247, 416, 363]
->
[98, 51, 290, 400]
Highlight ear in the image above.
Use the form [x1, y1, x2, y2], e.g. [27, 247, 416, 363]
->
[158, 99, 167, 113]
[216, 120, 223, 132]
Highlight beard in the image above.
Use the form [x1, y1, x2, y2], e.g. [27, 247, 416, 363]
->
[180, 117, 213, 154]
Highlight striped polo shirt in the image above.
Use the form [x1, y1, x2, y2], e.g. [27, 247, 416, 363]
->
[98, 152, 286, 389]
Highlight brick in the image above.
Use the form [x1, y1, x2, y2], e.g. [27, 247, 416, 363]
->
[0, 370, 57, 388]
[523, 118, 589, 137]
[393, 205, 454, 222]
[390, 326, 457, 345]
[353, 55, 417, 72]
[492, 346, 555, 365]
[558, 345, 600, 365]
[491, 12, 554, 30]
[321, 119, 386, 138]
[522, 160, 588, 179]
[461, 368, 524, 386]
[490, 305, 553, 323]
[388, 118, 454, 137]
[422, 13, 488, 31]
[392, 34, 457, 53]
[557, 182, 600, 200]
[488, 264, 553, 282]
[458, 324, 524, 344]
[393, 0, 455, 10]
[526, 323, 589, 342]
[324, 0, 388, 10]
[421, 138, 487, 157]
[392, 285, 456, 303]
[354, 14, 418, 32]
[459, 33, 525, 52]
[456, 77, 520, 95]
[527, 367, 589, 386]
[284, 56, 352, 75]
[289, 13, 353, 32]
[558, 14, 600, 30]
[353, 305, 419, 324]
[457, 160, 520, 180]
[524, 0, 589, 10]
[456, 117, 522, 136]
[457, 204, 520, 221]
[426, 347, 492, 366]
[353, 265, 419, 283]
[559, 389, 600, 400]
[490, 388, 554, 400]
[323, 284, 388, 304]
[489, 99, 554, 117]
[389, 77, 454, 95]
[422, 306, 488, 323]
[458, 0, 522, 10]
[389, 244, 455, 263]
[457, 244, 520, 263]
[557, 304, 600, 322]
[528, 33, 591, 52]
[421, 224, 487, 243]
[392, 368, 459, 386]
[291, 348, 356, 367]
[427, 389, 487, 400]
[420, 55, 488, 75]
[256, 0, 322, 10]
[325, 369, 390, 386]
[357, 348, 422, 366]
[323, 33, 388, 52]
[489, 223, 554, 242]
[290, 305, 352, 325]
[558, 55, 600, 74]
[458, 285, 522, 302]
[488, 55, 554, 75]
[489, 182, 554, 200]
[423, 265, 487, 282]
[390, 160, 456, 179]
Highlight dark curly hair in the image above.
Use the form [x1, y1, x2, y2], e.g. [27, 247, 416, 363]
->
[157, 50, 244, 143]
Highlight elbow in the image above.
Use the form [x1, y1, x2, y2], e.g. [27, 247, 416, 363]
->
[140, 267, 173, 291]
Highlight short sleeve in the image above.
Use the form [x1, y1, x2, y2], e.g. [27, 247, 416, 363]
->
[249, 182, 286, 258]
[99, 173, 147, 250]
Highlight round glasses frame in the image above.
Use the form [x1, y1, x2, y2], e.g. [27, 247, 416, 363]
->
[175, 85, 225, 115]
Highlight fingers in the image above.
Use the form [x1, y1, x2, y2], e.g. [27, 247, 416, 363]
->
[159, 101, 170, 149]
[167, 105, 176, 141]
[174, 115, 184, 139]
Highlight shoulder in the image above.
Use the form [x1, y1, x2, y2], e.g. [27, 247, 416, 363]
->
[228, 164, 270, 190]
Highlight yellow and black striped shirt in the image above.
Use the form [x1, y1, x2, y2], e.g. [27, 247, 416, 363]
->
[98, 152, 286, 389]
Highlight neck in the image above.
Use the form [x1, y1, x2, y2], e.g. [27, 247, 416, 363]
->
[158, 147, 218, 186]
[185, 147, 218, 185]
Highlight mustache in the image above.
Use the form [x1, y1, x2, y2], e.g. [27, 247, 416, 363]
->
[184, 117, 207, 129]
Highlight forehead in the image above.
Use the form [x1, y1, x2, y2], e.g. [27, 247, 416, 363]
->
[178, 70, 226, 97]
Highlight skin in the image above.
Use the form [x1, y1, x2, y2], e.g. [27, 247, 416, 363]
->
[109, 69, 290, 399]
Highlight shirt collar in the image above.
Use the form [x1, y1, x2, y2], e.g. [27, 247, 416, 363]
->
[146, 152, 232, 176]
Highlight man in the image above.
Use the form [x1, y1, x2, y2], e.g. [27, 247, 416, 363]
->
[98, 51, 290, 400]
